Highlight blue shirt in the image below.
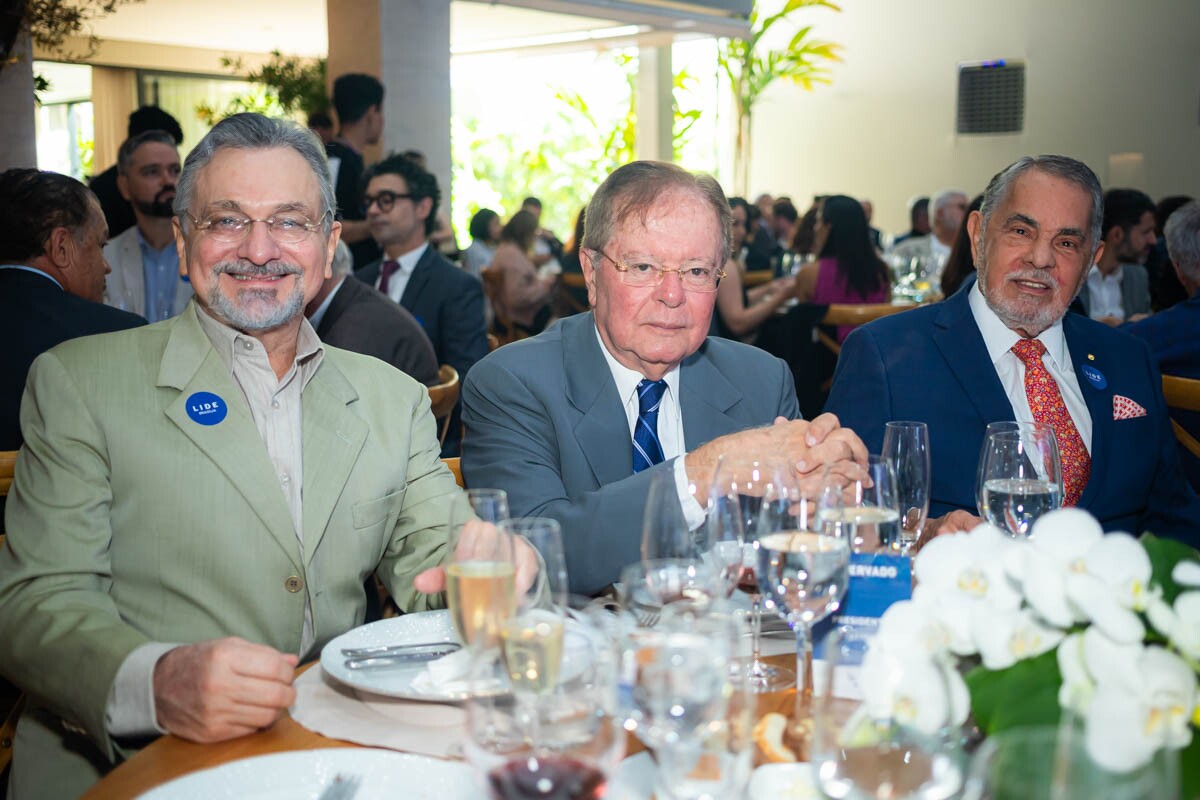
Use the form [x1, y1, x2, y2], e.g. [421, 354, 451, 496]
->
[137, 229, 181, 322]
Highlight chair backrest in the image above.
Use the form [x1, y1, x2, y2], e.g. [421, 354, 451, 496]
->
[481, 268, 528, 346]
[442, 456, 465, 488]
[426, 365, 460, 446]
[816, 303, 916, 357]
[742, 270, 774, 287]
[1162, 375, 1200, 458]
[0, 450, 16, 497]
[487, 333, 501, 352]
[556, 272, 589, 315]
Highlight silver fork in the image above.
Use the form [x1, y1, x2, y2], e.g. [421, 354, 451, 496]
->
[317, 773, 362, 800]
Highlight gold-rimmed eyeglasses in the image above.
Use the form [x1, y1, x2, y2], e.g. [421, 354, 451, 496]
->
[592, 248, 724, 292]
[187, 210, 330, 244]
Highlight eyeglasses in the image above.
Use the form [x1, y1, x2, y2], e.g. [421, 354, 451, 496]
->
[362, 190, 414, 214]
[592, 248, 724, 292]
[188, 211, 329, 244]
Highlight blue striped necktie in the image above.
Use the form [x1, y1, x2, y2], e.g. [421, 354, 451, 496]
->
[632, 379, 667, 473]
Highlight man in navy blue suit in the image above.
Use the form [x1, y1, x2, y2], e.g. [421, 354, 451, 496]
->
[827, 155, 1200, 547]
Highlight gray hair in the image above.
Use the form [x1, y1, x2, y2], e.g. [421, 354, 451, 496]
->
[931, 189, 967, 218]
[1165, 201, 1200, 283]
[978, 156, 1104, 255]
[581, 161, 731, 265]
[117, 130, 178, 176]
[330, 239, 353, 277]
[174, 113, 335, 233]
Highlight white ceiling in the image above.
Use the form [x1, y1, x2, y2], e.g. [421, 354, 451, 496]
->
[84, 1, 636, 59]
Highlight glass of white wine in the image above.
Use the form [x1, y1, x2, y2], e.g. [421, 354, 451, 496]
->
[975, 425, 1062, 539]
[820, 455, 901, 553]
[447, 491, 517, 650]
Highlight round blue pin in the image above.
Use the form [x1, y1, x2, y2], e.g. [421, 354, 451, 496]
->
[185, 391, 228, 426]
[1081, 365, 1107, 390]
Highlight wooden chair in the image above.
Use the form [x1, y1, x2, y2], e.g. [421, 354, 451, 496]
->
[481, 268, 528, 347]
[0, 450, 19, 781]
[487, 333, 501, 352]
[816, 303, 917, 357]
[1162, 375, 1200, 459]
[556, 272, 589, 315]
[742, 270, 775, 287]
[426, 365, 460, 446]
[442, 457, 465, 488]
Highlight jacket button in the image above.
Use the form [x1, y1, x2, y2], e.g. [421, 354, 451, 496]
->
[284, 575, 304, 593]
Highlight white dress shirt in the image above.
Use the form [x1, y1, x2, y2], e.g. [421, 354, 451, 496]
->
[377, 241, 429, 305]
[594, 326, 707, 530]
[1085, 264, 1125, 321]
[968, 282, 1093, 453]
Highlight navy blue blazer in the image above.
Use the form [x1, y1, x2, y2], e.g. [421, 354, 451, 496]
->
[825, 283, 1200, 548]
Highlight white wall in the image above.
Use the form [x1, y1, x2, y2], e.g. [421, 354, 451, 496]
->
[748, 0, 1200, 235]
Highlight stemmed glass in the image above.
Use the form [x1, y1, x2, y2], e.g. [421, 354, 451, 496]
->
[447, 491, 516, 650]
[641, 468, 700, 562]
[882, 422, 931, 554]
[758, 464, 851, 717]
[709, 454, 796, 692]
[813, 627, 965, 800]
[975, 423, 1062, 539]
[820, 455, 901, 553]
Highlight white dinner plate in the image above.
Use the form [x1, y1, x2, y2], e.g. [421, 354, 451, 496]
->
[136, 749, 475, 799]
[748, 762, 819, 799]
[321, 611, 463, 701]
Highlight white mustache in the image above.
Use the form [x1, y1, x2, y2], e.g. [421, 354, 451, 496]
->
[212, 261, 302, 278]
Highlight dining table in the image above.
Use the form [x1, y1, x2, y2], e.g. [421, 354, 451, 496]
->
[82, 653, 804, 799]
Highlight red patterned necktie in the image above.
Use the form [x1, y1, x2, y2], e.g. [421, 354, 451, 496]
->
[378, 259, 400, 294]
[1010, 338, 1091, 506]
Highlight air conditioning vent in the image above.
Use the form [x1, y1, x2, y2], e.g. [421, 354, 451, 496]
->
[957, 61, 1025, 134]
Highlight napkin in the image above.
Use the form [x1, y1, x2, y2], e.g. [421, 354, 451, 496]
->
[410, 647, 476, 695]
[290, 667, 466, 758]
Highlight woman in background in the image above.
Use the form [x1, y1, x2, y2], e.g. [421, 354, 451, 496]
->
[557, 207, 589, 315]
[794, 194, 890, 342]
[489, 210, 555, 335]
[940, 194, 983, 298]
[461, 208, 500, 278]
[714, 197, 798, 342]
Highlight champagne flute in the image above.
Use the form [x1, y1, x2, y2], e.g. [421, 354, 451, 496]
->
[447, 491, 516, 649]
[710, 454, 796, 693]
[976, 425, 1062, 539]
[641, 468, 699, 562]
[882, 421, 930, 554]
[813, 627, 965, 800]
[758, 464, 851, 719]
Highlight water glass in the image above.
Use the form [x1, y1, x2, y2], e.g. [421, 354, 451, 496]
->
[881, 422, 930, 554]
[642, 468, 700, 562]
[975, 424, 1062, 538]
[619, 559, 722, 623]
[819, 455, 901, 552]
[501, 517, 568, 608]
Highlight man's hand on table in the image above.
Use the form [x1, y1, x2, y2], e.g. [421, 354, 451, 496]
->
[413, 519, 541, 595]
[685, 412, 870, 500]
[916, 510, 984, 550]
[153, 637, 298, 742]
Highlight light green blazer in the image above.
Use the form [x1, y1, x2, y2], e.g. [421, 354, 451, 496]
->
[0, 303, 460, 796]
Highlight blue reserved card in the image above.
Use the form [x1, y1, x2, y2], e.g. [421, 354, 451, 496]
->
[813, 552, 912, 663]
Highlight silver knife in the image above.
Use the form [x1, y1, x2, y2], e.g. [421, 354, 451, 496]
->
[340, 641, 460, 658]
[343, 646, 460, 670]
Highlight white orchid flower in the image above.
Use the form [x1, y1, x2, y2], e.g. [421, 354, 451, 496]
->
[1083, 645, 1196, 773]
[874, 599, 953, 659]
[850, 645, 971, 745]
[1056, 633, 1093, 715]
[1173, 560, 1200, 588]
[1147, 591, 1200, 662]
[1063, 533, 1157, 643]
[971, 606, 1065, 670]
[913, 524, 1022, 656]
[1008, 508, 1103, 628]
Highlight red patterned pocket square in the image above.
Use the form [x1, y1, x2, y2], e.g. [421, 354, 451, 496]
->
[1113, 395, 1147, 420]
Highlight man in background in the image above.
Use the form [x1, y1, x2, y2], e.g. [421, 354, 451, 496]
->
[327, 73, 384, 268]
[89, 106, 183, 237]
[102, 130, 193, 321]
[890, 189, 968, 276]
[892, 196, 930, 246]
[1078, 188, 1155, 325]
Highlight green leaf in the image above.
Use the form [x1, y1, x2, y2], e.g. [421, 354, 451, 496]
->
[966, 650, 1063, 735]
[1180, 735, 1200, 800]
[1142, 533, 1200, 605]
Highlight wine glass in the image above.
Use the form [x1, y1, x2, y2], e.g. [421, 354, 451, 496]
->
[710, 454, 796, 693]
[622, 610, 754, 800]
[882, 422, 931, 554]
[465, 488, 511, 524]
[448, 492, 516, 650]
[465, 610, 624, 800]
[502, 517, 568, 607]
[642, 468, 699, 562]
[619, 559, 723, 624]
[820, 455, 901, 553]
[813, 627, 966, 800]
[975, 425, 1062, 539]
[758, 464, 851, 719]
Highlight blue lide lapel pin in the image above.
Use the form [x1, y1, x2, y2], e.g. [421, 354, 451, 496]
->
[1081, 361, 1107, 391]
[185, 392, 228, 426]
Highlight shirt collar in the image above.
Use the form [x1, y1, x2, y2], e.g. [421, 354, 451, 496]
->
[593, 323, 681, 408]
[0, 264, 63, 290]
[195, 303, 325, 389]
[1088, 263, 1124, 284]
[390, 242, 429, 274]
[968, 280, 1069, 371]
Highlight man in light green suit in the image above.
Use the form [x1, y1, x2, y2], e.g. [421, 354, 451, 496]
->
[0, 114, 482, 797]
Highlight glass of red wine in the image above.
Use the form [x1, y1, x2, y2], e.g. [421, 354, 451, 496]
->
[463, 607, 624, 800]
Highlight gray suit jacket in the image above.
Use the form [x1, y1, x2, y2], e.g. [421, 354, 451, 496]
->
[461, 312, 799, 594]
[102, 225, 193, 319]
[1077, 263, 1152, 320]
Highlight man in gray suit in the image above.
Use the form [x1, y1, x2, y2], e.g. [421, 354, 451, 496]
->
[102, 130, 193, 320]
[1078, 188, 1155, 326]
[462, 161, 867, 595]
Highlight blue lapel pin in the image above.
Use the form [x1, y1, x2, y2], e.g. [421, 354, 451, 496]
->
[1081, 362, 1107, 390]
[185, 392, 228, 426]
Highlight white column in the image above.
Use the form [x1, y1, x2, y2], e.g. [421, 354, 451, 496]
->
[379, 0, 452, 214]
[635, 44, 674, 163]
[0, 32, 37, 170]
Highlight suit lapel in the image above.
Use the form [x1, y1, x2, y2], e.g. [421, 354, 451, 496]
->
[122, 232, 146, 314]
[300, 362, 367, 562]
[931, 290, 1015, 425]
[315, 276, 356, 338]
[157, 308, 302, 568]
[563, 314, 634, 487]
[400, 247, 436, 309]
[679, 344, 743, 450]
[1063, 315, 1112, 509]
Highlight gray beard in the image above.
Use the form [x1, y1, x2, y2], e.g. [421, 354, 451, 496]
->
[205, 262, 305, 331]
